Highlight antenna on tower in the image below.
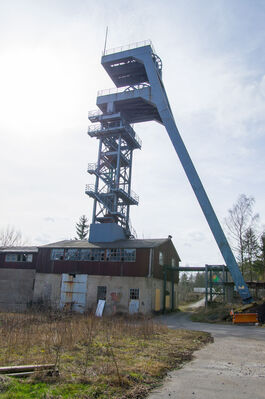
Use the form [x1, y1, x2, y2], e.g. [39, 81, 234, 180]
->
[103, 26, 108, 55]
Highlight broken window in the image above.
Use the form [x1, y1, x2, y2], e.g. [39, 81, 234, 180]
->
[106, 248, 121, 261]
[130, 288, 139, 300]
[50, 247, 136, 262]
[51, 249, 64, 260]
[5, 253, 33, 262]
[105, 248, 136, 262]
[65, 248, 80, 261]
[80, 249, 92, 261]
[97, 286, 107, 301]
[91, 249, 105, 261]
[123, 248, 136, 262]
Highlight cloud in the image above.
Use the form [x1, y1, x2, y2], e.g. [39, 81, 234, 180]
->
[43, 217, 55, 223]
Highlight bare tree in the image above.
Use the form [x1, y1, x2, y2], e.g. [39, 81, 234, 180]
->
[224, 194, 259, 276]
[0, 226, 26, 247]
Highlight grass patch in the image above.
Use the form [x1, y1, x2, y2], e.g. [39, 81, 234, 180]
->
[0, 312, 212, 398]
[190, 303, 232, 323]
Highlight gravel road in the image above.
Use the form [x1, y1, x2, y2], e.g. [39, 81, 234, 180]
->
[147, 312, 265, 399]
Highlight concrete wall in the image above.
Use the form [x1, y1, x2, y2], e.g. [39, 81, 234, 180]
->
[32, 273, 178, 314]
[33, 273, 62, 308]
[0, 268, 35, 312]
[0, 268, 179, 314]
[86, 275, 153, 314]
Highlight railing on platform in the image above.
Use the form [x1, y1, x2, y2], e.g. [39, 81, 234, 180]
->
[128, 189, 139, 203]
[87, 123, 102, 133]
[97, 83, 150, 97]
[114, 188, 139, 203]
[103, 39, 154, 56]
[87, 163, 97, 172]
[86, 184, 111, 195]
[87, 122, 142, 148]
[88, 109, 103, 118]
[127, 219, 137, 238]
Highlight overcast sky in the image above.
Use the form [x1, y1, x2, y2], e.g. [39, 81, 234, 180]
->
[0, 0, 265, 266]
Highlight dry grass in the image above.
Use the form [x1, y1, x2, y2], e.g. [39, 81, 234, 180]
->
[0, 311, 212, 398]
[190, 303, 233, 323]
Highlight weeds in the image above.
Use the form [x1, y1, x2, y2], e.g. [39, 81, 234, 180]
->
[0, 311, 211, 398]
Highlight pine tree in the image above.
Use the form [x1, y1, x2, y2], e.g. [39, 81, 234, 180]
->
[75, 215, 89, 240]
[243, 227, 259, 281]
[253, 233, 265, 281]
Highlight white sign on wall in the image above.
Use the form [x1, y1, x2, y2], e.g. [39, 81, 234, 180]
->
[95, 299, 105, 317]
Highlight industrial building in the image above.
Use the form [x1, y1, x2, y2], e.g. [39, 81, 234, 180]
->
[0, 238, 180, 314]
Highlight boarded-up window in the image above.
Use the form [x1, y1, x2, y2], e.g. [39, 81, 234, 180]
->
[97, 286, 107, 301]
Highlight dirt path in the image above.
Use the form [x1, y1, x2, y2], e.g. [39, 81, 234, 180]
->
[148, 313, 265, 399]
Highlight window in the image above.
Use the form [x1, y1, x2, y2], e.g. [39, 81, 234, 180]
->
[5, 253, 33, 262]
[159, 251, 164, 266]
[51, 249, 64, 260]
[105, 248, 136, 262]
[50, 247, 136, 262]
[171, 258, 176, 267]
[106, 248, 121, 261]
[65, 248, 80, 261]
[26, 254, 33, 262]
[80, 249, 92, 261]
[5, 254, 17, 262]
[123, 249, 136, 262]
[97, 286, 107, 301]
[92, 249, 105, 261]
[130, 288, 139, 300]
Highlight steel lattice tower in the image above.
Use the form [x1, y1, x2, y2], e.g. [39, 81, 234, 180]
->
[85, 40, 252, 303]
[86, 108, 141, 240]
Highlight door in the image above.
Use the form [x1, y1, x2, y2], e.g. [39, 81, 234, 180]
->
[60, 274, 87, 313]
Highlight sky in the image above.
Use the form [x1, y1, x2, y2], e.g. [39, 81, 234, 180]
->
[0, 0, 265, 266]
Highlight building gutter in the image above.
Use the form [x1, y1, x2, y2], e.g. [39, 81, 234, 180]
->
[148, 248, 153, 278]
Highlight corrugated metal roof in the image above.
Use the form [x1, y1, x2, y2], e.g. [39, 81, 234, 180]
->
[41, 238, 170, 249]
[0, 246, 39, 253]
